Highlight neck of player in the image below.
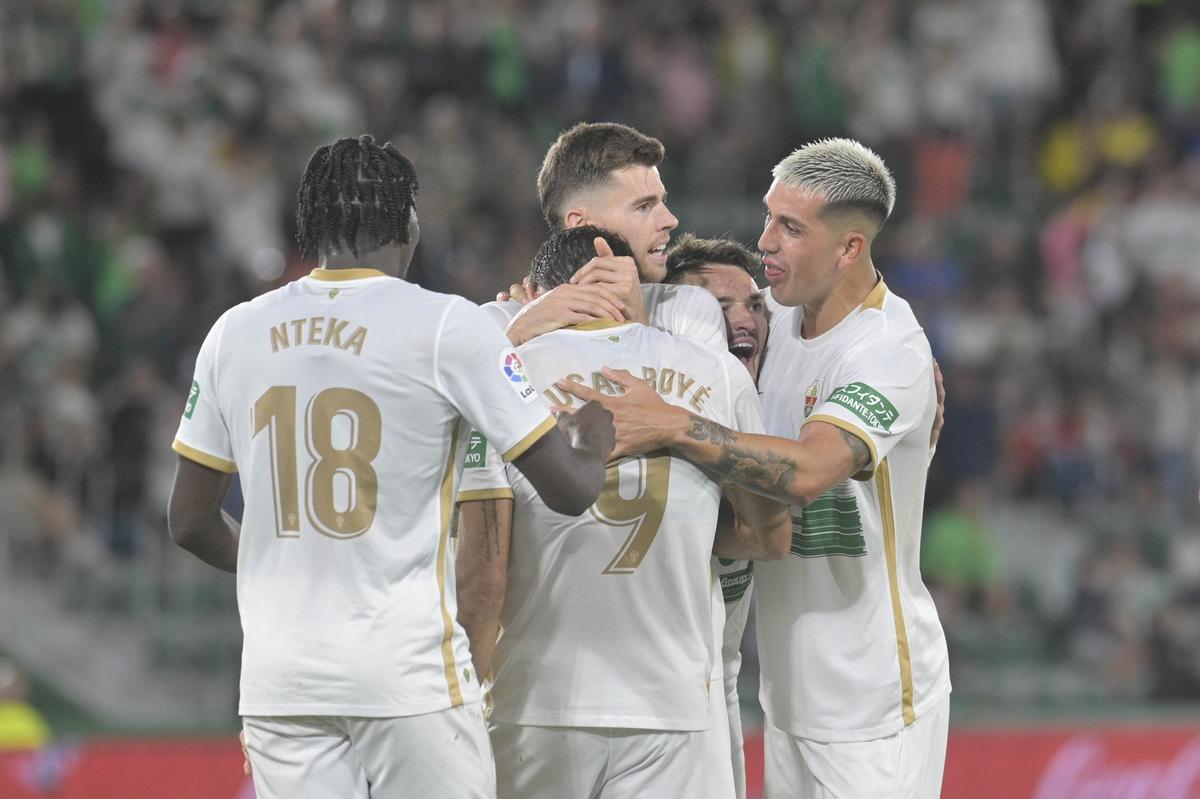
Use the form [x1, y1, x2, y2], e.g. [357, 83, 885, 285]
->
[320, 241, 414, 279]
[801, 260, 880, 339]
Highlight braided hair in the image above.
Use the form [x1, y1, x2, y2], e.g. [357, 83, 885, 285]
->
[296, 135, 419, 258]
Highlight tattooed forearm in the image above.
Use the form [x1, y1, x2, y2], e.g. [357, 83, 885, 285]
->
[714, 443, 799, 495]
[838, 428, 871, 472]
[482, 501, 498, 564]
[685, 414, 735, 446]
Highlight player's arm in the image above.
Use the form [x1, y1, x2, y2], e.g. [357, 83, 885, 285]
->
[167, 455, 240, 572]
[557, 368, 868, 507]
[504, 238, 645, 346]
[454, 497, 513, 681]
[715, 487, 792, 560]
[510, 400, 615, 516]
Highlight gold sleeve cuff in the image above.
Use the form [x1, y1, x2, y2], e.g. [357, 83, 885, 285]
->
[456, 488, 515, 503]
[173, 439, 238, 473]
[502, 416, 557, 462]
[803, 413, 879, 480]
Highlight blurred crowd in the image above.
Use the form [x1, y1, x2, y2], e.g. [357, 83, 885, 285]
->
[1, 0, 1199, 718]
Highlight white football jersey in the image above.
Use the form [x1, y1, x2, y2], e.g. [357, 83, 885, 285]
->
[173, 267, 555, 718]
[458, 321, 764, 730]
[484, 282, 727, 352]
[755, 278, 951, 742]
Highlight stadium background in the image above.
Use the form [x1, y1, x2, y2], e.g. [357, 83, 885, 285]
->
[1, 0, 1198, 796]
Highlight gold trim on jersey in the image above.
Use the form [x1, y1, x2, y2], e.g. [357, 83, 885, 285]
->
[502, 416, 556, 462]
[308, 267, 388, 281]
[803, 414, 879, 478]
[172, 439, 238, 473]
[437, 420, 465, 707]
[568, 319, 627, 331]
[860, 274, 889, 311]
[876, 459, 916, 726]
[456, 488, 515, 503]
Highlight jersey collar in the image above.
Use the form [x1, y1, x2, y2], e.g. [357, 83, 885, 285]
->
[308, 267, 389, 281]
[859, 272, 889, 311]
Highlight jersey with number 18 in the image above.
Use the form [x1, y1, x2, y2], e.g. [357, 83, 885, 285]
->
[172, 267, 556, 719]
[458, 320, 763, 731]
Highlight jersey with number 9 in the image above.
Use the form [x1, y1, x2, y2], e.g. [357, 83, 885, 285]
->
[457, 320, 763, 731]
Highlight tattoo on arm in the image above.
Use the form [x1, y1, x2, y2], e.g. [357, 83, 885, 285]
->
[482, 501, 500, 564]
[685, 414, 735, 446]
[838, 428, 871, 472]
[684, 413, 799, 496]
[713, 443, 798, 495]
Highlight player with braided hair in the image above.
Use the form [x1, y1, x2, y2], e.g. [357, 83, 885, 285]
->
[295, 134, 419, 260]
[167, 135, 616, 798]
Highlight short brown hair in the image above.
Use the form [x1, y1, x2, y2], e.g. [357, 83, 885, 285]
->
[537, 122, 665, 231]
[664, 234, 760, 283]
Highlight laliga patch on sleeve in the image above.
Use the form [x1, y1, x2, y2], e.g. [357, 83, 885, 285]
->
[826, 382, 898, 432]
[499, 349, 539, 404]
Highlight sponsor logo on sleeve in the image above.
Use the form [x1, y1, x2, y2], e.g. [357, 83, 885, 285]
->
[464, 432, 488, 468]
[826, 382, 898, 432]
[499, 350, 539, 404]
[184, 380, 200, 419]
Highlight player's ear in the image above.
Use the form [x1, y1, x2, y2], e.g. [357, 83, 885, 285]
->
[564, 208, 588, 229]
[839, 230, 866, 266]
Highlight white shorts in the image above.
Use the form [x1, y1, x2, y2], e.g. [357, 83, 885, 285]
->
[724, 669, 746, 799]
[490, 722, 711, 799]
[243, 703, 496, 799]
[700, 676, 737, 798]
[764, 696, 949, 799]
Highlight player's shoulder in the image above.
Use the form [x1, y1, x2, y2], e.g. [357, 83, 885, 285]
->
[846, 286, 931, 370]
[479, 299, 522, 330]
[642, 281, 718, 305]
[642, 282, 723, 320]
[643, 323, 740, 376]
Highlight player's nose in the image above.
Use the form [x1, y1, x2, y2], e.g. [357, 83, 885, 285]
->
[658, 203, 679, 232]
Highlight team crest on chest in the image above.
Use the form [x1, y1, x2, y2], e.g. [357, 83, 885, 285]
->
[803, 380, 820, 419]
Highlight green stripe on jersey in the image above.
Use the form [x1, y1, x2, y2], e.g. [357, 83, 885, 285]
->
[719, 564, 754, 604]
[790, 484, 866, 558]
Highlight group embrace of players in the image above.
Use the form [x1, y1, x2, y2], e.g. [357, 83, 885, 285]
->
[167, 122, 951, 799]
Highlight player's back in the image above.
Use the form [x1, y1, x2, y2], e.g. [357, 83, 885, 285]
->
[476, 321, 760, 732]
[177, 268, 552, 718]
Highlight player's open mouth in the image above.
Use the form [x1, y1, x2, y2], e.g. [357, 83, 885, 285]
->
[730, 338, 757, 367]
[648, 243, 668, 261]
[762, 260, 785, 283]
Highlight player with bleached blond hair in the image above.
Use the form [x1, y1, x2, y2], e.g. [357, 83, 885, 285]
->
[561, 138, 951, 799]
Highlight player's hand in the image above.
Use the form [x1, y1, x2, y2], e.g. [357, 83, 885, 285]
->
[556, 368, 685, 460]
[570, 237, 648, 324]
[505, 284, 625, 346]
[555, 399, 616, 463]
[496, 276, 535, 305]
[930, 358, 945, 450]
[239, 730, 251, 776]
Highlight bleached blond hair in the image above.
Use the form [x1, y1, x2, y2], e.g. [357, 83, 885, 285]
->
[772, 138, 896, 231]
